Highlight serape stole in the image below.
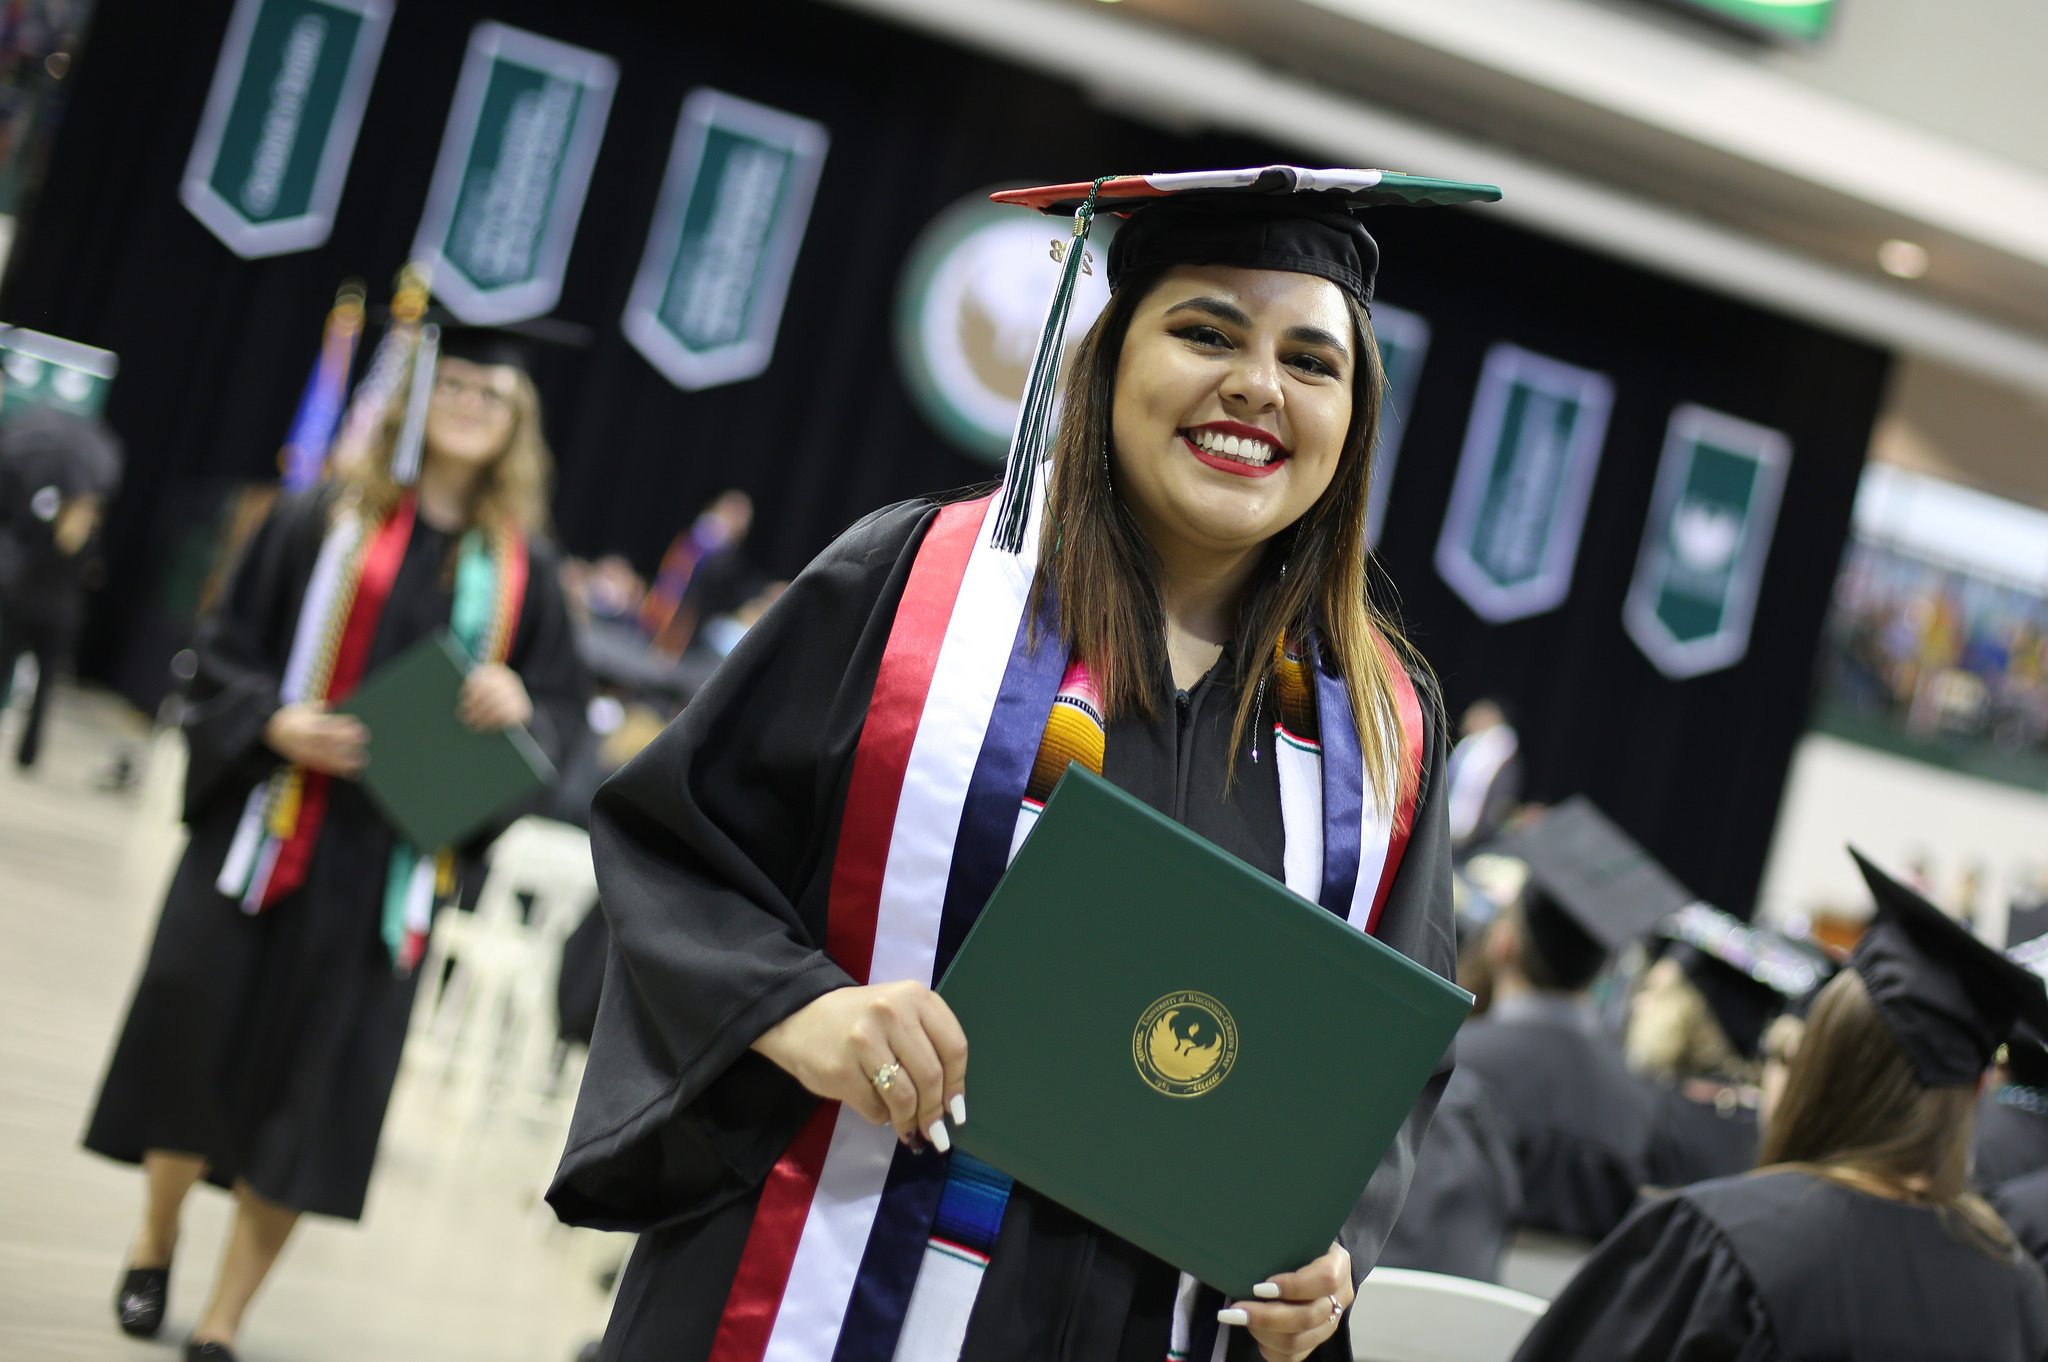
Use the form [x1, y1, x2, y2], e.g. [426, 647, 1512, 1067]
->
[710, 493, 1423, 1362]
[216, 494, 527, 970]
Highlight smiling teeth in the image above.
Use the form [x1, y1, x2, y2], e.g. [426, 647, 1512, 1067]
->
[1189, 429, 1278, 466]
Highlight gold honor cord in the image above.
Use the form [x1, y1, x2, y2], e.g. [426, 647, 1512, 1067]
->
[990, 175, 1113, 554]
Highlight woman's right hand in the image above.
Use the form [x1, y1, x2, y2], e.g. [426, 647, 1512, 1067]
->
[750, 981, 968, 1149]
[263, 702, 369, 777]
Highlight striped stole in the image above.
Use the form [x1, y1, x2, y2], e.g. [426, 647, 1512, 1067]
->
[712, 493, 1422, 1362]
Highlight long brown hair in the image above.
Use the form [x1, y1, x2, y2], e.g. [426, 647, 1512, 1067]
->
[1758, 967, 2012, 1254]
[336, 361, 554, 536]
[1032, 265, 1423, 807]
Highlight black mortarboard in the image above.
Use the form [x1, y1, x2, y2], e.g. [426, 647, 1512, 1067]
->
[2008, 901, 2048, 951]
[1659, 904, 1833, 1058]
[378, 308, 592, 374]
[1501, 796, 1694, 954]
[981, 166, 1500, 552]
[1850, 848, 2048, 1088]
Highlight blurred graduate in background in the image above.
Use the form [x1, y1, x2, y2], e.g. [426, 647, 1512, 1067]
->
[1514, 852, 2048, 1362]
[83, 315, 586, 1361]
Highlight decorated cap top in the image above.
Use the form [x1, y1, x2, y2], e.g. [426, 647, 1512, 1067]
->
[988, 166, 1504, 216]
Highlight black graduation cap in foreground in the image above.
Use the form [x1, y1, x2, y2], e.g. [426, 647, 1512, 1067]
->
[1659, 903, 1834, 1059]
[1850, 848, 2048, 1088]
[1503, 796, 1695, 953]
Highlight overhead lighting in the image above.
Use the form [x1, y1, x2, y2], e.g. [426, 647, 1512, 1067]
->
[1878, 239, 1930, 280]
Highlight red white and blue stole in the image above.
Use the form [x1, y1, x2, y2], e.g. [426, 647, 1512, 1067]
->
[216, 494, 527, 970]
[711, 493, 1422, 1362]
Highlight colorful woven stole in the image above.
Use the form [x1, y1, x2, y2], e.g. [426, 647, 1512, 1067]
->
[709, 493, 1423, 1362]
[216, 495, 527, 970]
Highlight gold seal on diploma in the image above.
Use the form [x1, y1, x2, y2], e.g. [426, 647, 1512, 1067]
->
[1133, 991, 1238, 1097]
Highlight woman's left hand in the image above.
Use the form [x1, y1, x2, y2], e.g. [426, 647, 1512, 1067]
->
[1219, 1242, 1354, 1362]
[458, 663, 533, 732]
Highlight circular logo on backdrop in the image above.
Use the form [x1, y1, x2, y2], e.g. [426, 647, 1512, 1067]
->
[1133, 990, 1238, 1098]
[894, 187, 1117, 465]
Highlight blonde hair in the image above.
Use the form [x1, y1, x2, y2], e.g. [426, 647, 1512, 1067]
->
[1627, 957, 1746, 1082]
[337, 361, 554, 536]
[1757, 968, 2013, 1256]
[1033, 266, 1427, 809]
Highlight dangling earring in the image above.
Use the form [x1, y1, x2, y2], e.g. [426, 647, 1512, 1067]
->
[1101, 437, 1112, 489]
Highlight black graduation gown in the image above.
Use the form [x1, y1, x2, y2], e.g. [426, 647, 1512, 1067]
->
[1455, 994, 1655, 1242]
[1992, 1166, 2048, 1277]
[547, 499, 1459, 1362]
[1513, 1171, 2048, 1362]
[1978, 1087, 2048, 1189]
[83, 489, 586, 1220]
[1643, 1078, 1760, 1188]
[1377, 1066, 1521, 1282]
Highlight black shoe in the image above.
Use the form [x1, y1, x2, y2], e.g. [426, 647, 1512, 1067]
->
[115, 1266, 168, 1337]
[186, 1342, 238, 1361]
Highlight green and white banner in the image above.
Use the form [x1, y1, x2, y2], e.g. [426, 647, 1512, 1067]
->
[624, 89, 828, 391]
[1435, 343, 1613, 622]
[412, 23, 617, 325]
[0, 327, 117, 418]
[1624, 404, 1791, 678]
[181, 0, 391, 259]
[1364, 302, 1430, 546]
[1673, 0, 1835, 43]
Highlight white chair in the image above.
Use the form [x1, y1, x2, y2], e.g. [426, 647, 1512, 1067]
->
[1350, 1268, 1548, 1362]
[407, 816, 599, 1130]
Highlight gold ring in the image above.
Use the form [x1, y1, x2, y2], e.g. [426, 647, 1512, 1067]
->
[870, 1062, 903, 1092]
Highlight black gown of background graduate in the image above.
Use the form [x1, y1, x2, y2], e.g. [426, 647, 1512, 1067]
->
[548, 499, 1458, 1362]
[85, 487, 585, 1219]
[1455, 993, 1655, 1242]
[1377, 1066, 1521, 1282]
[1512, 1170, 2048, 1361]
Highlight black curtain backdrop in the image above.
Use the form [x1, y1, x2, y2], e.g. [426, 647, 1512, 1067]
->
[2, 0, 1887, 913]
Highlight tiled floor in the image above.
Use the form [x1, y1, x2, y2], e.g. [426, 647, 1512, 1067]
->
[0, 685, 626, 1361]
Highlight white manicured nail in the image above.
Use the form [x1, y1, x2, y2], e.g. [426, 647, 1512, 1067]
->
[1216, 1308, 1249, 1326]
[927, 1120, 952, 1153]
[950, 1094, 968, 1125]
[1252, 1282, 1281, 1299]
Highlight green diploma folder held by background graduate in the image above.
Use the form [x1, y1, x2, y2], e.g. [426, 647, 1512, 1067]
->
[937, 766, 1471, 1299]
[336, 631, 555, 850]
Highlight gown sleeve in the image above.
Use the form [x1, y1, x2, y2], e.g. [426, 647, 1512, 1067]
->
[1375, 1066, 1521, 1283]
[1339, 676, 1460, 1288]
[548, 500, 940, 1232]
[1509, 1192, 1777, 1362]
[180, 490, 331, 822]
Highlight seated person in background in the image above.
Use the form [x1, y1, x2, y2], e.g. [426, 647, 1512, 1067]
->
[1377, 1065, 1522, 1283]
[1456, 798, 1686, 1243]
[1977, 923, 2048, 1188]
[1513, 851, 2048, 1362]
[1630, 905, 1835, 1188]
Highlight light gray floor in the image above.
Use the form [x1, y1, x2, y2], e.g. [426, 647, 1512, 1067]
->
[0, 684, 626, 1361]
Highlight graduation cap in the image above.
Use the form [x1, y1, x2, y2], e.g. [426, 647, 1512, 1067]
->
[1659, 903, 1833, 1059]
[983, 165, 1500, 552]
[1850, 848, 2048, 1088]
[1503, 795, 1694, 954]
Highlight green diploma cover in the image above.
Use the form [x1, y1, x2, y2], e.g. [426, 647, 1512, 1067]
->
[337, 631, 556, 850]
[938, 767, 1471, 1298]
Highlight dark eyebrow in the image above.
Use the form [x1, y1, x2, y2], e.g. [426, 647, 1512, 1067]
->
[1161, 297, 1350, 364]
[1284, 325, 1350, 362]
[1162, 296, 1252, 328]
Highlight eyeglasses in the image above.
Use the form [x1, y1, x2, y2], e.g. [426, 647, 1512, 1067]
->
[433, 373, 514, 414]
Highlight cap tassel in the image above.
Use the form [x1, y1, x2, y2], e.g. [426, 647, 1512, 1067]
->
[991, 178, 1110, 553]
[388, 323, 440, 486]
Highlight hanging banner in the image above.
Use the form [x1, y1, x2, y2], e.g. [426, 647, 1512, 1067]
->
[1434, 343, 1613, 622]
[181, 0, 392, 259]
[1624, 403, 1791, 678]
[411, 23, 617, 325]
[0, 327, 118, 418]
[1364, 302, 1430, 546]
[624, 89, 828, 391]
[894, 187, 1117, 465]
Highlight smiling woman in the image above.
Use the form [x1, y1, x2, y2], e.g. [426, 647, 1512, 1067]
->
[550, 165, 1499, 1362]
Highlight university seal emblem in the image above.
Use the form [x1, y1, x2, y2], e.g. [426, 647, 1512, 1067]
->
[1133, 990, 1238, 1097]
